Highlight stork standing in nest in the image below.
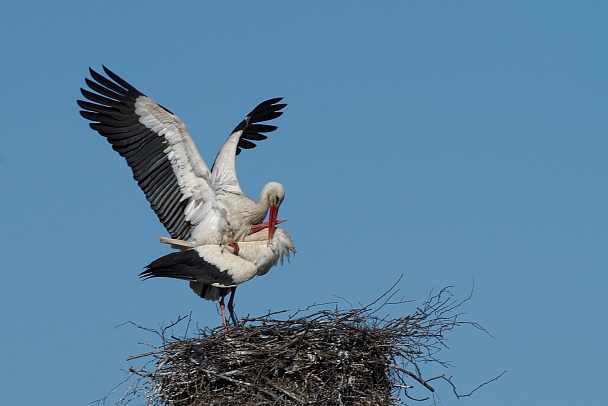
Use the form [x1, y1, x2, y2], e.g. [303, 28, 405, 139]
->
[78, 66, 293, 325]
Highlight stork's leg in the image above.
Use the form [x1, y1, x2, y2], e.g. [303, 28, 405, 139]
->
[227, 287, 238, 325]
[219, 296, 228, 328]
[228, 241, 240, 255]
[249, 219, 287, 234]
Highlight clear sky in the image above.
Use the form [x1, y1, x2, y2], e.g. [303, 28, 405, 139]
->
[1, 2, 606, 405]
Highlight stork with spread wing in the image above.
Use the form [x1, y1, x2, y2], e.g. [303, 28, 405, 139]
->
[78, 66, 286, 249]
[78, 67, 294, 325]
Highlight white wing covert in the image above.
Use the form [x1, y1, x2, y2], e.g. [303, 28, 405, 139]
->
[78, 66, 224, 241]
[211, 97, 286, 195]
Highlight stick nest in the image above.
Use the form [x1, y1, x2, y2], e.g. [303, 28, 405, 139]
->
[108, 283, 499, 405]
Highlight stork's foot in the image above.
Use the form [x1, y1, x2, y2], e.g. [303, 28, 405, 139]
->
[228, 241, 240, 255]
[250, 219, 287, 234]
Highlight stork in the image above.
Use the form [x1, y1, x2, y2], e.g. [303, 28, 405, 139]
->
[141, 228, 296, 326]
[77, 66, 287, 249]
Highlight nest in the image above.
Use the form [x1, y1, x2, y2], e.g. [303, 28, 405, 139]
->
[104, 283, 500, 405]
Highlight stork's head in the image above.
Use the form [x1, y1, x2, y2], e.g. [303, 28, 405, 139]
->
[260, 182, 285, 239]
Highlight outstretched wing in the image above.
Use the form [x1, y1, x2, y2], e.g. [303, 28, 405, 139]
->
[211, 97, 286, 194]
[78, 66, 224, 241]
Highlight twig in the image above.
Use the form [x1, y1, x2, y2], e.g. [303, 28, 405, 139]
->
[443, 370, 507, 398]
[198, 367, 278, 400]
[390, 364, 435, 393]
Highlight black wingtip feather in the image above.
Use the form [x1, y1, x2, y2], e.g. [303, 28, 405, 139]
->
[231, 98, 286, 154]
[102, 66, 141, 94]
[140, 249, 237, 287]
[79, 66, 192, 241]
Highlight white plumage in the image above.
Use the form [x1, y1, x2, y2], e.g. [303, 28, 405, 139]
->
[142, 228, 296, 324]
[78, 66, 287, 247]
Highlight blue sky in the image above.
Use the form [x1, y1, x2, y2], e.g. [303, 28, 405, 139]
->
[1, 2, 606, 405]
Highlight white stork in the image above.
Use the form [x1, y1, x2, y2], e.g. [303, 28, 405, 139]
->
[78, 66, 287, 249]
[141, 228, 296, 325]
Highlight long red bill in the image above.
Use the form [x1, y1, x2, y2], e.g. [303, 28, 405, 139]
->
[268, 204, 279, 240]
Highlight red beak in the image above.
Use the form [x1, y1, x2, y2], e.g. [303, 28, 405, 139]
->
[268, 204, 279, 240]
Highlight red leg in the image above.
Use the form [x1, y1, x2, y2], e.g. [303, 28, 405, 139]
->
[227, 287, 238, 325]
[249, 219, 287, 234]
[219, 296, 228, 328]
